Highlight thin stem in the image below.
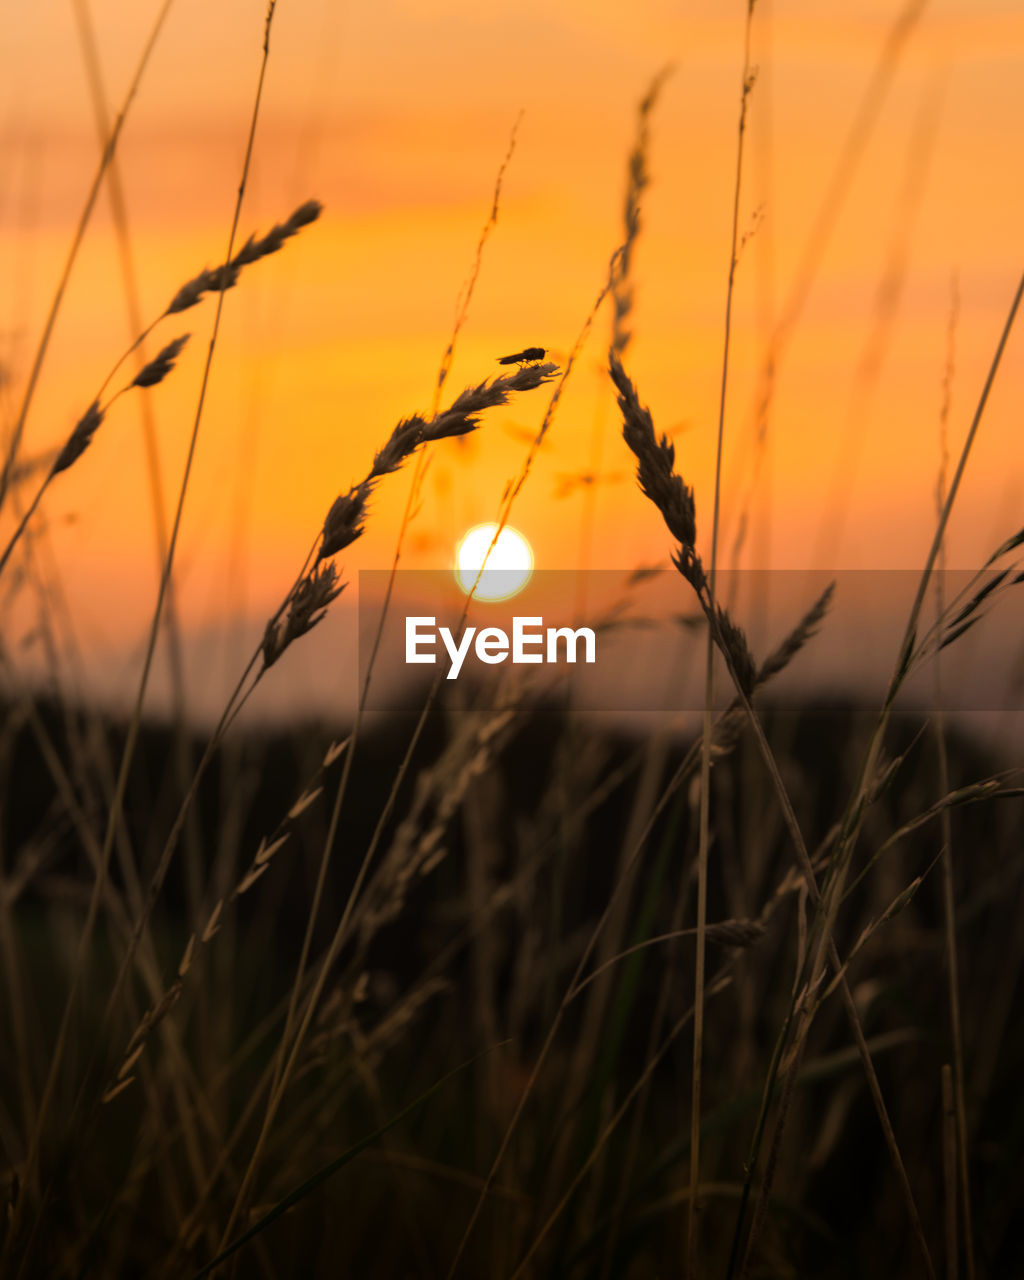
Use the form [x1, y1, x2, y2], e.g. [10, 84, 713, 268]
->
[512, 973, 734, 1277]
[223, 247, 614, 1272]
[730, 267, 1024, 1275]
[7, 6, 279, 1259]
[717, 675, 933, 1277]
[70, 0, 184, 708]
[899, 268, 1024, 685]
[933, 276, 975, 1279]
[72, 0, 199, 922]
[690, 7, 755, 1273]
[725, 0, 927, 554]
[808, 266, 1024, 1018]
[567, 927, 734, 1003]
[0, 481, 47, 579]
[0, 1, 175, 520]
[265, 110, 523, 1163]
[220, 133, 533, 1238]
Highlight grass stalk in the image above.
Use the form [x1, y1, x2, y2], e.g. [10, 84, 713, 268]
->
[264, 110, 523, 1189]
[217, 361, 561, 1242]
[689, 7, 756, 1271]
[0, 0, 176, 519]
[72, 0, 202, 923]
[942, 1064, 958, 1280]
[609, 350, 936, 1271]
[734, 264, 1024, 1274]
[726, 0, 928, 549]
[4, 7, 281, 1263]
[933, 276, 975, 1279]
[513, 971, 735, 1277]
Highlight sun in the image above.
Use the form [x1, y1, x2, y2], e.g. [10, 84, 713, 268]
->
[454, 523, 533, 601]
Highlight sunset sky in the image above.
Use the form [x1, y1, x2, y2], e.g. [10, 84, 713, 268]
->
[1, 0, 1022, 719]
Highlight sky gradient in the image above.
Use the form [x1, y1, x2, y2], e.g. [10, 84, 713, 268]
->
[1, 0, 1022, 721]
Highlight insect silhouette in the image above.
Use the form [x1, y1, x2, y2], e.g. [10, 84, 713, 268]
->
[497, 346, 548, 367]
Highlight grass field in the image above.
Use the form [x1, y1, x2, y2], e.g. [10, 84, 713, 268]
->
[1, 2, 1023, 1276]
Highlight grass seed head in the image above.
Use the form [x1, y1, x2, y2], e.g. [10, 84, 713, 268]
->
[166, 264, 240, 314]
[611, 353, 698, 550]
[320, 483, 370, 559]
[370, 416, 428, 478]
[757, 581, 835, 685]
[501, 360, 559, 393]
[165, 198, 322, 314]
[231, 198, 324, 267]
[262, 563, 345, 668]
[51, 401, 105, 476]
[131, 334, 190, 388]
[285, 562, 344, 642]
[714, 604, 756, 696]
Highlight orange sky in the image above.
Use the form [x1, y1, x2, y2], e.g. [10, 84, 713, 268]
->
[1, 0, 1023, 719]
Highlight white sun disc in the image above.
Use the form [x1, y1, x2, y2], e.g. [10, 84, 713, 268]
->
[455, 523, 533, 601]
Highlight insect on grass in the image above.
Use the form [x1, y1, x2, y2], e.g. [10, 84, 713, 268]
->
[497, 346, 548, 367]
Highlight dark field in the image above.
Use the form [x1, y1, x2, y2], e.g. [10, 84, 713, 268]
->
[2, 692, 1022, 1276]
